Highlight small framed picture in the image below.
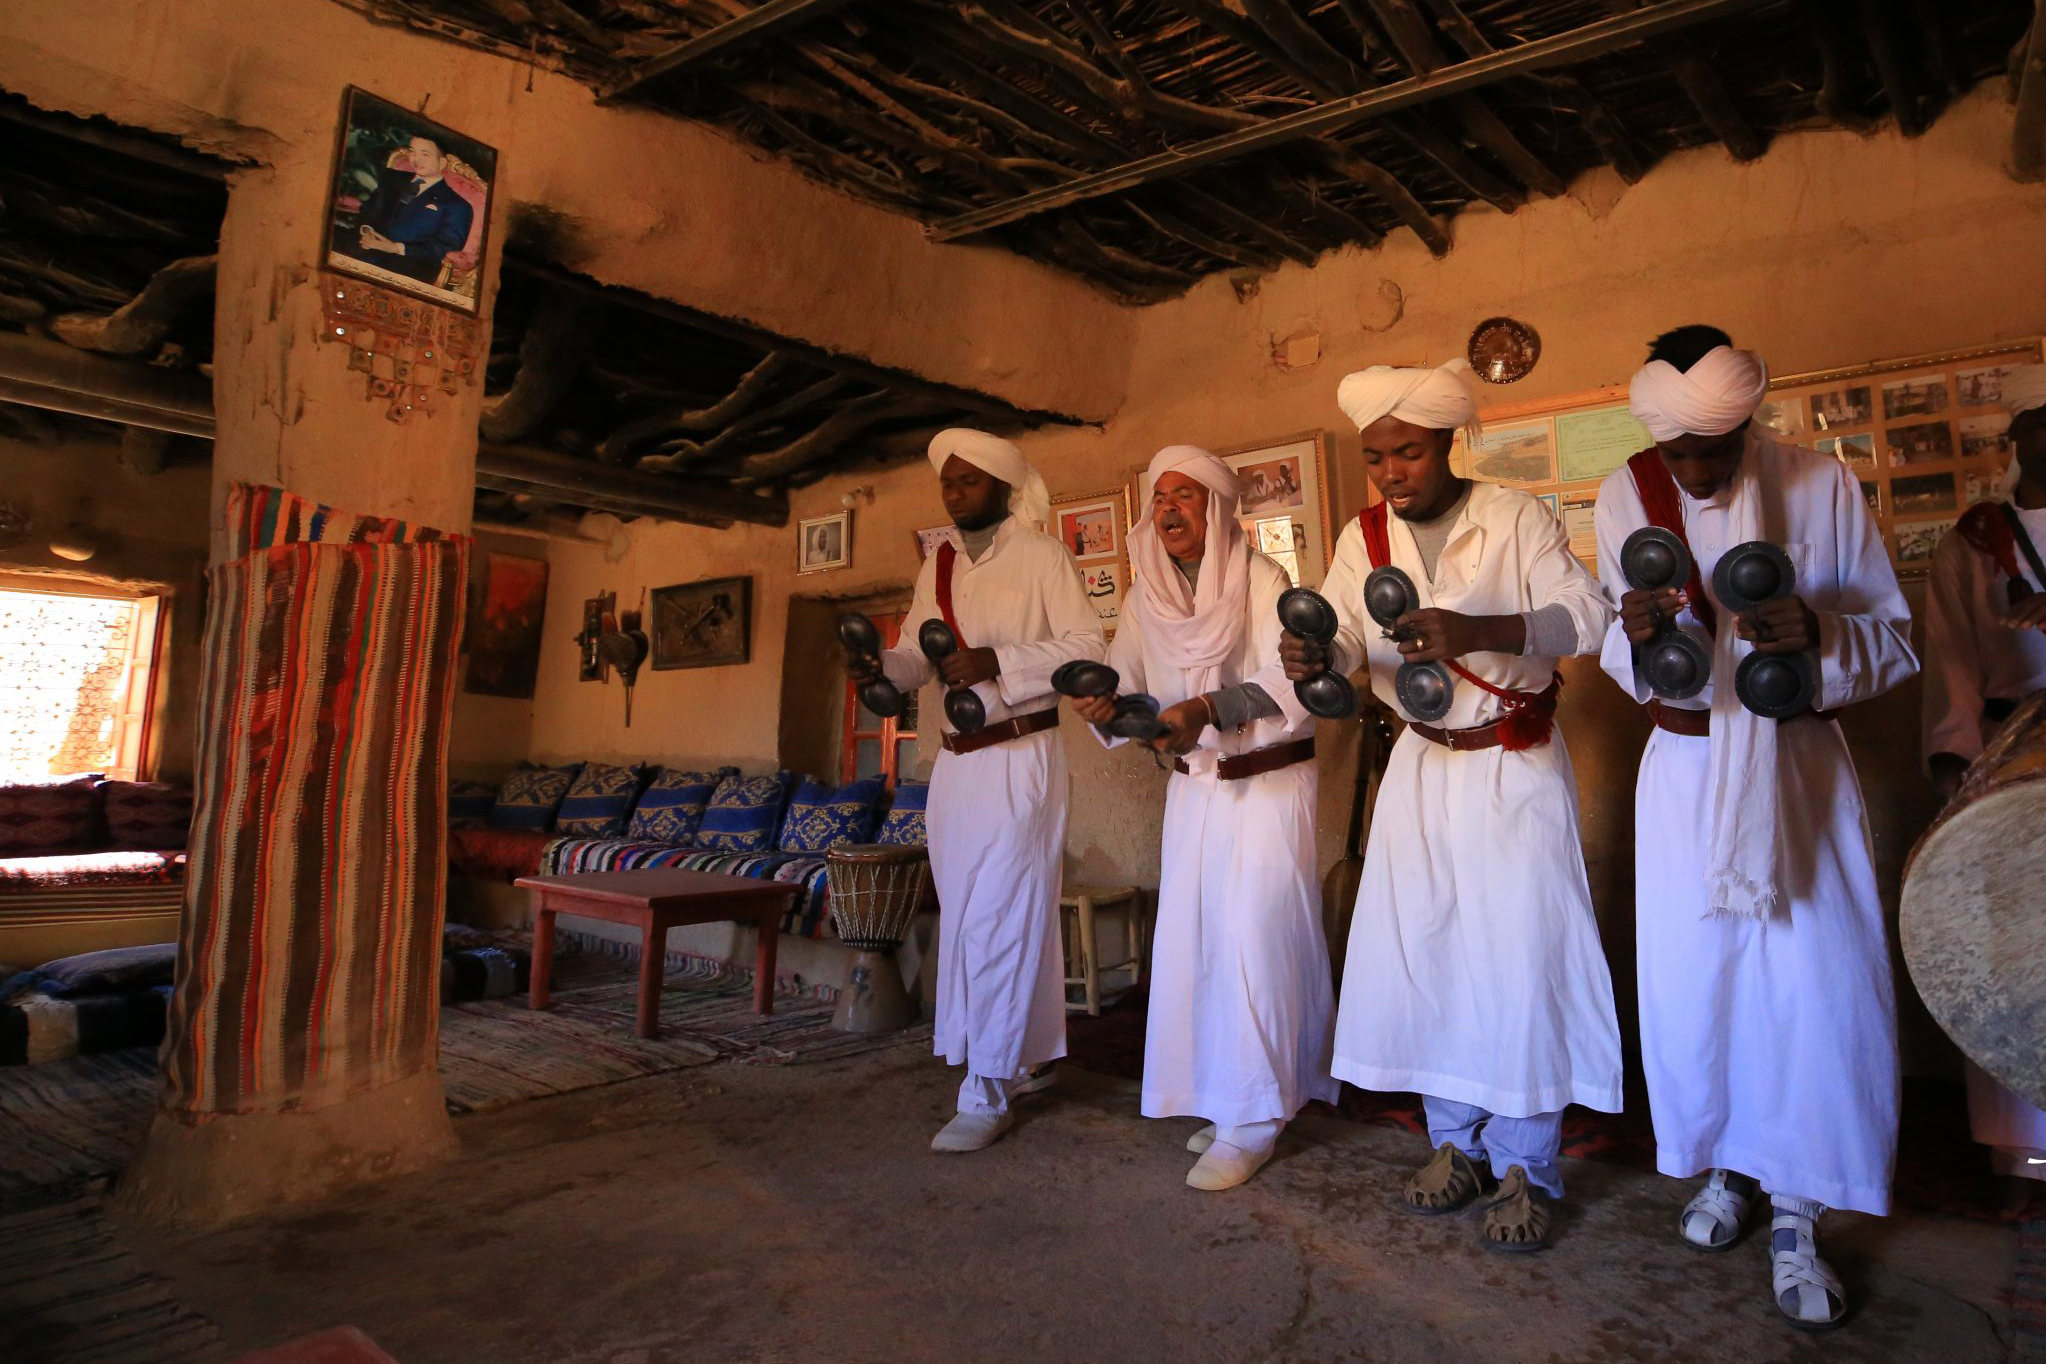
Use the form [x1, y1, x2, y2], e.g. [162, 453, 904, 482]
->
[323, 87, 497, 315]
[650, 576, 751, 670]
[1217, 432, 1332, 588]
[913, 524, 955, 560]
[1049, 487, 1132, 636]
[797, 510, 851, 573]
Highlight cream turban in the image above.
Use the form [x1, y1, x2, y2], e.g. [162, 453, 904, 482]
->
[1129, 444, 1248, 690]
[1628, 346, 1770, 442]
[2004, 364, 2046, 419]
[927, 428, 1050, 530]
[1336, 358, 1483, 444]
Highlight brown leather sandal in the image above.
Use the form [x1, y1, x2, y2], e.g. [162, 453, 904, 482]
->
[1481, 1165, 1553, 1253]
[1402, 1142, 1495, 1215]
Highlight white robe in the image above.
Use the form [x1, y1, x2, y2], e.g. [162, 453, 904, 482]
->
[882, 516, 1105, 1080]
[1595, 430, 1918, 1215]
[1101, 550, 1339, 1128]
[1921, 507, 2046, 1169]
[1325, 483, 1624, 1117]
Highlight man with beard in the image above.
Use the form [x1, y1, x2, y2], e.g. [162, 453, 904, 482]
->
[1066, 444, 1337, 1191]
[850, 429, 1104, 1152]
[1284, 360, 1622, 1252]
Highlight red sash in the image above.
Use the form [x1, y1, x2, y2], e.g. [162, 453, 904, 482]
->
[1957, 501, 2021, 580]
[1624, 448, 1718, 638]
[1355, 501, 1559, 750]
[934, 541, 968, 643]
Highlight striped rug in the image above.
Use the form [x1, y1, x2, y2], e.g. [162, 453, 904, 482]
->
[0, 1193, 219, 1364]
[0, 967, 928, 1200]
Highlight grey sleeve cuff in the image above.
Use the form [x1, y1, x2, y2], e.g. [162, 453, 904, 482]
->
[1208, 682, 1285, 731]
[1520, 603, 1579, 658]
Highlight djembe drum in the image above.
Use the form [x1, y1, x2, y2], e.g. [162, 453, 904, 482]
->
[826, 843, 934, 1034]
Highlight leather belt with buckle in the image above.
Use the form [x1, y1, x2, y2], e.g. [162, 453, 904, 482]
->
[940, 706, 1059, 756]
[1172, 736, 1316, 781]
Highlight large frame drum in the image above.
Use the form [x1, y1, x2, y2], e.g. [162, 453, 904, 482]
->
[825, 843, 934, 1034]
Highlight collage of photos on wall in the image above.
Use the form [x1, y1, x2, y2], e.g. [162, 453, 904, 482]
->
[1451, 338, 2045, 577]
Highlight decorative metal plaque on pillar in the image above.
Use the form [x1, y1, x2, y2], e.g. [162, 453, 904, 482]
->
[320, 275, 482, 422]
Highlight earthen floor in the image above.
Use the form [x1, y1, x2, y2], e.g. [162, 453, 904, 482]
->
[117, 1047, 2017, 1364]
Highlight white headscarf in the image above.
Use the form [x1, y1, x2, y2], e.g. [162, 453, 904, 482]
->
[927, 428, 1051, 531]
[1628, 346, 1770, 442]
[1336, 358, 1483, 445]
[1128, 445, 1250, 700]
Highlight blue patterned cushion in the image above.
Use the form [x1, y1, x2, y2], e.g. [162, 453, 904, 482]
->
[693, 772, 795, 853]
[876, 781, 930, 846]
[777, 776, 885, 853]
[449, 780, 496, 829]
[556, 762, 650, 838]
[627, 765, 736, 846]
[490, 764, 579, 831]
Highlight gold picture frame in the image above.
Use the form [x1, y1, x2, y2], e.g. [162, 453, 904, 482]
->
[1214, 431, 1334, 588]
[1048, 485, 1132, 637]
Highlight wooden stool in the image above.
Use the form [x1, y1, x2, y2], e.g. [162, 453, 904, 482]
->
[1058, 884, 1147, 1016]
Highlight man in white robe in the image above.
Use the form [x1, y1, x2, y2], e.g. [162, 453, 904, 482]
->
[1065, 445, 1338, 1191]
[1595, 326, 1918, 1329]
[1920, 362, 2046, 1209]
[1284, 361, 1622, 1252]
[852, 429, 1105, 1152]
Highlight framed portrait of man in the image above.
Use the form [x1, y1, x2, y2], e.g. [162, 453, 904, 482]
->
[323, 87, 498, 315]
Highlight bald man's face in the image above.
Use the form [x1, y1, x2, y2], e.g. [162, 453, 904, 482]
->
[1151, 471, 1209, 562]
[1360, 415, 1458, 521]
[939, 456, 1008, 531]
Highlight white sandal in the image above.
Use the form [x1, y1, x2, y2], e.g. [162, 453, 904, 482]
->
[1679, 1169, 1755, 1251]
[1768, 1207, 1847, 1331]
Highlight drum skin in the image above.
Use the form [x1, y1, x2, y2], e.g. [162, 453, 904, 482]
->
[1902, 692, 2046, 1109]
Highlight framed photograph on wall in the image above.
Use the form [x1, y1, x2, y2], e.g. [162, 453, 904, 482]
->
[1217, 432, 1332, 588]
[323, 88, 496, 315]
[1049, 487, 1131, 636]
[464, 553, 548, 698]
[649, 576, 751, 671]
[797, 510, 851, 574]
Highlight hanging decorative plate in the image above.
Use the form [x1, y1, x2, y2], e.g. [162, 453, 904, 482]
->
[1467, 316, 1541, 384]
[0, 501, 31, 551]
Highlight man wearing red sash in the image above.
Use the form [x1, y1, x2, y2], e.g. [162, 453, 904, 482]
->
[853, 429, 1104, 1152]
[1921, 361, 2046, 1211]
[1283, 360, 1621, 1252]
[1594, 326, 1917, 1329]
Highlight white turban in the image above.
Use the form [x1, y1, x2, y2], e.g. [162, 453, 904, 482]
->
[1336, 358, 1483, 445]
[927, 427, 1051, 531]
[2005, 364, 2046, 419]
[1129, 445, 1250, 707]
[1628, 346, 1770, 442]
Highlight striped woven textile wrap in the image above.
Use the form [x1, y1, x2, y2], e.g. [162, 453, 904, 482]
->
[160, 482, 469, 1117]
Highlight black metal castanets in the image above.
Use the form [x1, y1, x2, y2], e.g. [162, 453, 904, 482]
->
[1361, 566, 1454, 722]
[1275, 587, 1357, 720]
[918, 619, 987, 733]
[836, 613, 908, 718]
[1051, 660, 1173, 744]
[1618, 527, 1710, 701]
[1712, 540, 1817, 719]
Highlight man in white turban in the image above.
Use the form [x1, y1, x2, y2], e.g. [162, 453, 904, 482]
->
[1920, 360, 2046, 1213]
[1063, 445, 1337, 1191]
[850, 428, 1104, 1152]
[1594, 325, 1917, 1329]
[1285, 359, 1622, 1252]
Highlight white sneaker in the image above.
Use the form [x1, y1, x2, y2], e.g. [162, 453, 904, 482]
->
[1186, 1139, 1273, 1192]
[1186, 1122, 1216, 1154]
[931, 1109, 1016, 1153]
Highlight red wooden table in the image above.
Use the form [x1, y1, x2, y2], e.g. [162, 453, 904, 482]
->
[514, 868, 799, 1037]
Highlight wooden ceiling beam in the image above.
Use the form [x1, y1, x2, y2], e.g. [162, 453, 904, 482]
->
[478, 441, 788, 525]
[931, 0, 1770, 241]
[595, 0, 859, 104]
[2012, 0, 2046, 182]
